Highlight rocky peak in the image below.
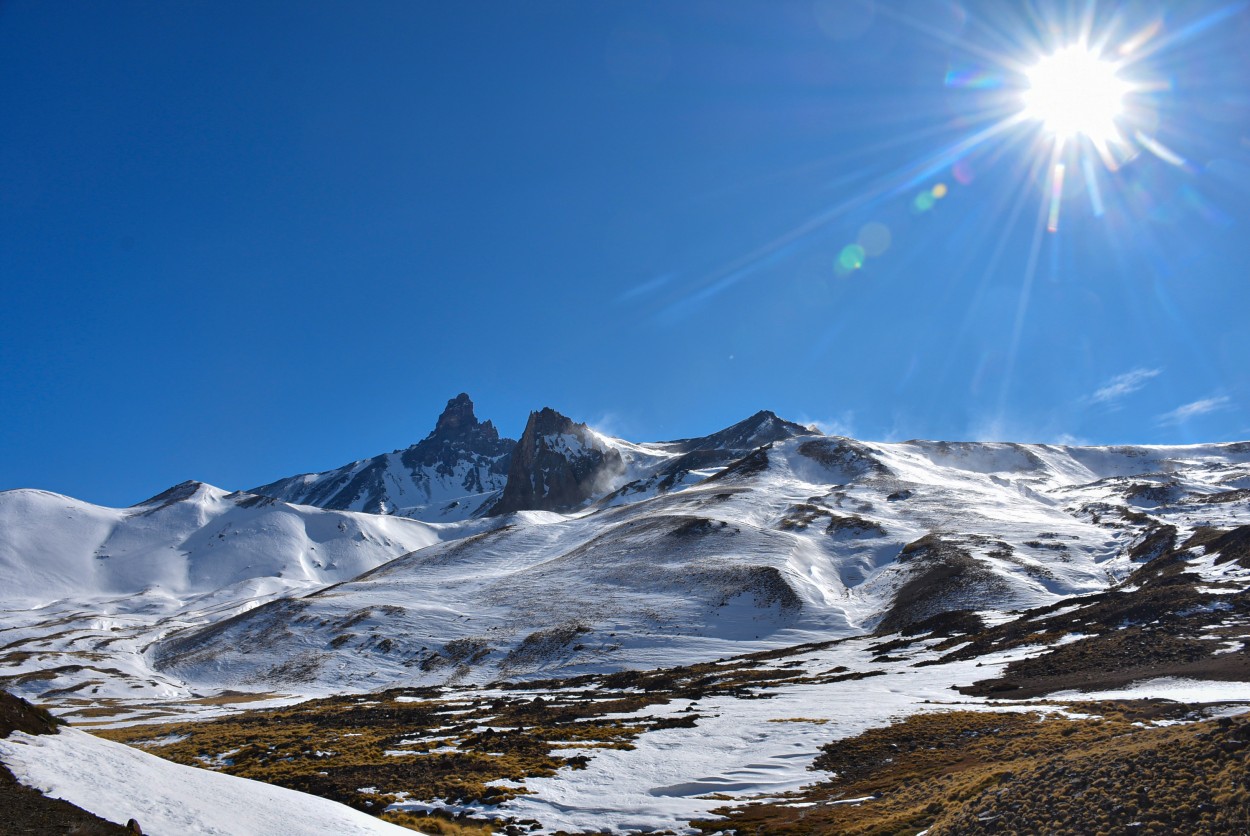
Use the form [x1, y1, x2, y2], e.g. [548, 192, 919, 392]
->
[669, 409, 817, 454]
[132, 480, 209, 508]
[528, 406, 576, 437]
[429, 393, 499, 442]
[488, 407, 624, 516]
[402, 394, 513, 476]
[249, 395, 514, 518]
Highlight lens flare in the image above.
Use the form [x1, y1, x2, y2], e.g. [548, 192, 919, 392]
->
[659, 3, 1226, 321]
[1046, 162, 1066, 233]
[857, 222, 892, 257]
[838, 244, 866, 271]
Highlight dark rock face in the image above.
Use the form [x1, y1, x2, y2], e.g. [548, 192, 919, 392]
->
[797, 438, 889, 480]
[432, 392, 478, 435]
[488, 408, 624, 516]
[131, 480, 208, 512]
[665, 410, 816, 454]
[0, 690, 61, 737]
[251, 393, 515, 515]
[399, 393, 514, 488]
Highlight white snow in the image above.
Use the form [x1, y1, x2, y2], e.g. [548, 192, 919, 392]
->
[1046, 677, 1250, 704]
[0, 484, 447, 708]
[0, 727, 415, 835]
[0, 483, 439, 604]
[6, 435, 1245, 708]
[388, 639, 1084, 834]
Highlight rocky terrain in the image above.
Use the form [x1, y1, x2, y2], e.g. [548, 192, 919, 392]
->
[1, 397, 1248, 833]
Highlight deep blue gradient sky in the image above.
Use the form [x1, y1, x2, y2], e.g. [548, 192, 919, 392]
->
[3, 1, 1249, 506]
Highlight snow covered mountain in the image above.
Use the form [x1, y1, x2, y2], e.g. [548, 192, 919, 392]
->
[251, 396, 819, 522]
[485, 406, 818, 515]
[151, 433, 1250, 693]
[5, 406, 1249, 836]
[597, 408, 818, 503]
[0, 481, 440, 605]
[252, 393, 515, 521]
[0, 482, 447, 705]
[3, 401, 1249, 709]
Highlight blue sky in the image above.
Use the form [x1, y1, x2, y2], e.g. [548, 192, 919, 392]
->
[2, 0, 1249, 506]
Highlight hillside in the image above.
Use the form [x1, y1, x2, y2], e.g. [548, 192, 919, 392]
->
[152, 432, 1250, 692]
[2, 405, 1249, 833]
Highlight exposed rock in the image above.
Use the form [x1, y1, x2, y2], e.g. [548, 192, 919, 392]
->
[620, 410, 817, 495]
[251, 393, 515, 516]
[488, 408, 624, 515]
[0, 689, 61, 737]
[875, 535, 1007, 635]
[797, 437, 890, 480]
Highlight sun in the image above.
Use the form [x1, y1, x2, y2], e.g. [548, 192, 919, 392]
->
[1022, 45, 1130, 145]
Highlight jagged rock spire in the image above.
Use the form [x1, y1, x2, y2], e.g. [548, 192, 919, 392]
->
[428, 393, 500, 442]
[488, 407, 623, 516]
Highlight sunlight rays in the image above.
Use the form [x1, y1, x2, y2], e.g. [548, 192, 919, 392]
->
[643, 0, 1241, 353]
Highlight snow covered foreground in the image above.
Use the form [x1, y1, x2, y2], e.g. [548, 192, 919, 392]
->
[481, 639, 1026, 832]
[0, 726, 416, 835]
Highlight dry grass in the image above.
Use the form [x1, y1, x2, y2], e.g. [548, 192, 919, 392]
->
[183, 691, 283, 706]
[381, 809, 496, 835]
[93, 640, 868, 830]
[98, 687, 684, 828]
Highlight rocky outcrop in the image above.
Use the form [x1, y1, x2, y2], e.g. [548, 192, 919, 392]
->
[488, 408, 624, 515]
[397, 393, 514, 492]
[251, 394, 515, 517]
[874, 535, 1008, 635]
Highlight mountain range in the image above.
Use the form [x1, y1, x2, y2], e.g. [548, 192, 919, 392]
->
[3, 395, 1250, 834]
[3, 394, 1248, 703]
[251, 393, 819, 521]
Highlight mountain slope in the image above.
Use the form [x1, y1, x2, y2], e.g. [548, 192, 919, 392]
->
[0, 711, 412, 835]
[0, 482, 448, 706]
[0, 482, 440, 605]
[5, 407, 1249, 836]
[252, 393, 515, 521]
[488, 407, 634, 515]
[151, 436, 1250, 692]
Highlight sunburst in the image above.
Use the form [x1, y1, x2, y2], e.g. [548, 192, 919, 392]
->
[1021, 45, 1131, 147]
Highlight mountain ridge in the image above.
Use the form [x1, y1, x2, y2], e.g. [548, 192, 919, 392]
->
[144, 433, 1250, 692]
[249, 395, 825, 521]
[3, 403, 1249, 712]
[250, 393, 516, 520]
